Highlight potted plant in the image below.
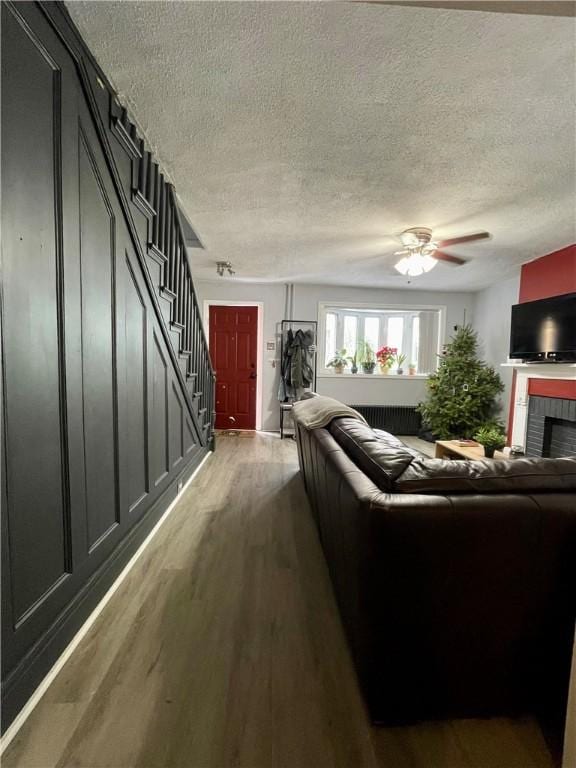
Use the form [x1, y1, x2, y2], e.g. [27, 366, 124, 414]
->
[327, 348, 349, 374]
[394, 352, 407, 375]
[376, 345, 396, 374]
[358, 341, 376, 374]
[474, 425, 506, 459]
[347, 351, 358, 374]
[408, 361, 417, 375]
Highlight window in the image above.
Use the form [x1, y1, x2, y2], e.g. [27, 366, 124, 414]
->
[364, 317, 380, 354]
[343, 315, 358, 357]
[325, 312, 337, 365]
[319, 302, 445, 375]
[411, 316, 420, 370]
[387, 317, 404, 351]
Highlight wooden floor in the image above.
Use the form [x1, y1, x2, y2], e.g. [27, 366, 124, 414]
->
[396, 435, 436, 458]
[3, 434, 556, 768]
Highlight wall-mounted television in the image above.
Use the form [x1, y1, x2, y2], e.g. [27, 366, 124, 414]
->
[509, 292, 576, 363]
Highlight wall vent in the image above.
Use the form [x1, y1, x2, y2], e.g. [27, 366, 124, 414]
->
[349, 405, 421, 435]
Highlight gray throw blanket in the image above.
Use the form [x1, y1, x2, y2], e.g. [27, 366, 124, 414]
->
[292, 395, 368, 430]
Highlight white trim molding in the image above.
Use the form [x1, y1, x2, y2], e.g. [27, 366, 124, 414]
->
[202, 300, 264, 431]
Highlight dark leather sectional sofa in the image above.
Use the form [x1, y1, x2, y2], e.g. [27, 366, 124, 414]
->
[294, 414, 576, 725]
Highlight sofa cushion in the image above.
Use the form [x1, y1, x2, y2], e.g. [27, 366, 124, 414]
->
[328, 418, 419, 491]
[394, 456, 576, 494]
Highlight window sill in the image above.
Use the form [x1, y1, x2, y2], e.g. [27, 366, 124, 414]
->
[318, 373, 430, 379]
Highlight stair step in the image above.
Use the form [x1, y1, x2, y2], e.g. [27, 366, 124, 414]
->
[193, 391, 202, 399]
[132, 189, 156, 220]
[159, 286, 176, 302]
[111, 110, 141, 158]
[186, 372, 198, 382]
[170, 321, 185, 333]
[179, 349, 192, 359]
[148, 243, 167, 266]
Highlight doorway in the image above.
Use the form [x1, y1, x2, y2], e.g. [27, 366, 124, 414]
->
[209, 305, 259, 430]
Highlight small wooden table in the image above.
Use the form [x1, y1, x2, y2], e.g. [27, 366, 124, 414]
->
[435, 440, 508, 461]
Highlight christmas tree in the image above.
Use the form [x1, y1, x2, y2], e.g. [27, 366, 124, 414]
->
[418, 325, 504, 440]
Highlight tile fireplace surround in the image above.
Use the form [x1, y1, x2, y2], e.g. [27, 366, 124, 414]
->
[504, 363, 576, 453]
[526, 396, 576, 457]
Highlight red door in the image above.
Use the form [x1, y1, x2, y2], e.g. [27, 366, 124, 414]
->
[209, 305, 258, 430]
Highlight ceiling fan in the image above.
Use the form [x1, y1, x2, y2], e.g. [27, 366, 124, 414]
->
[393, 227, 490, 276]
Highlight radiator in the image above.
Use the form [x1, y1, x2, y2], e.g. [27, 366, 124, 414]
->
[349, 405, 421, 436]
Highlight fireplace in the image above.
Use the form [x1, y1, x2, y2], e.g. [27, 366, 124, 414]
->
[506, 363, 576, 454]
[526, 396, 576, 458]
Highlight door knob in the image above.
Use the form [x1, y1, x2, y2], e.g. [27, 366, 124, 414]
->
[249, 372, 257, 379]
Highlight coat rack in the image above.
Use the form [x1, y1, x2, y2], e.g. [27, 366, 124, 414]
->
[278, 320, 317, 438]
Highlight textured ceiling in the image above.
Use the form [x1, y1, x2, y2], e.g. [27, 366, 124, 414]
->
[66, 1, 576, 291]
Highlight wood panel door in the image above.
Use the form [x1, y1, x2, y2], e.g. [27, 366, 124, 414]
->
[209, 306, 258, 430]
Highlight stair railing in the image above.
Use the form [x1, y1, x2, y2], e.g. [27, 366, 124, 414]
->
[124, 110, 216, 445]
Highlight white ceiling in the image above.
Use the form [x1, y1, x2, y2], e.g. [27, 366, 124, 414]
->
[67, 1, 576, 291]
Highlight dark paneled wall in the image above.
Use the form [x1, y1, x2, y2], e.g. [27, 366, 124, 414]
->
[1, 1, 212, 730]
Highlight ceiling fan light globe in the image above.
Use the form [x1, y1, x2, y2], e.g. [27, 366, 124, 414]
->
[395, 256, 424, 277]
[421, 254, 437, 272]
[394, 253, 438, 277]
[394, 257, 411, 275]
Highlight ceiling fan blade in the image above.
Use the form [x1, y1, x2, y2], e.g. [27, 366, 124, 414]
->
[393, 249, 411, 256]
[437, 231, 490, 248]
[433, 250, 466, 265]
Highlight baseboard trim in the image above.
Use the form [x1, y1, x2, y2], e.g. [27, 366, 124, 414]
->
[0, 450, 212, 754]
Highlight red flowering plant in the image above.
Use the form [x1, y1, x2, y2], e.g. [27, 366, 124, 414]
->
[376, 345, 397, 368]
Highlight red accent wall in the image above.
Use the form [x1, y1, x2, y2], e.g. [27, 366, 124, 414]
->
[507, 244, 576, 439]
[528, 378, 576, 401]
[518, 244, 576, 302]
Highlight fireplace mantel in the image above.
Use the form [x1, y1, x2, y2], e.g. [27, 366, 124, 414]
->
[501, 362, 576, 448]
[501, 362, 576, 373]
